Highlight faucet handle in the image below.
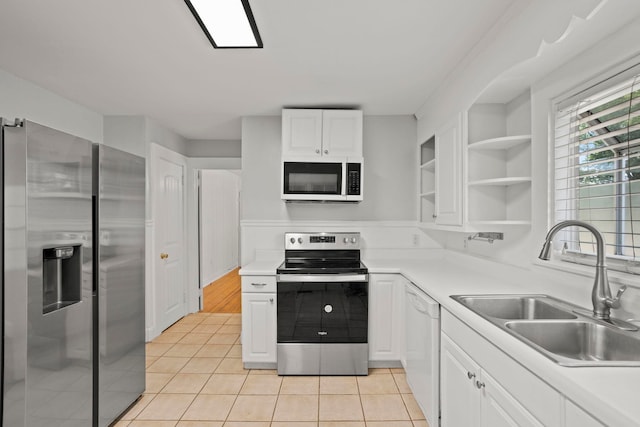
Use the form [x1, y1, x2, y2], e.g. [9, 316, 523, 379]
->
[607, 285, 627, 309]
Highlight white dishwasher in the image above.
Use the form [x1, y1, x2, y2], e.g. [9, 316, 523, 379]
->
[405, 281, 440, 427]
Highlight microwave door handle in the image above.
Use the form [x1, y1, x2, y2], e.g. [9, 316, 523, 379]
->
[341, 162, 347, 197]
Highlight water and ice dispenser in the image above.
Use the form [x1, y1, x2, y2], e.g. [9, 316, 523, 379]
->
[42, 245, 82, 314]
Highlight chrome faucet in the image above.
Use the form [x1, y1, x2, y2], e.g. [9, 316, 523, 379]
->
[538, 220, 627, 321]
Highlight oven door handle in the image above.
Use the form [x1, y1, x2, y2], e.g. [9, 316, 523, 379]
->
[277, 274, 368, 283]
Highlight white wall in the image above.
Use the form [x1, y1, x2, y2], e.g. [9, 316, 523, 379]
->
[147, 117, 188, 155]
[239, 114, 429, 264]
[0, 69, 103, 142]
[417, 1, 640, 270]
[186, 140, 241, 158]
[241, 221, 441, 266]
[415, 0, 629, 142]
[103, 115, 147, 157]
[200, 170, 241, 286]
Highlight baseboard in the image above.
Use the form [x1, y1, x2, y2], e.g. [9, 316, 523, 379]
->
[368, 360, 403, 368]
[243, 362, 277, 370]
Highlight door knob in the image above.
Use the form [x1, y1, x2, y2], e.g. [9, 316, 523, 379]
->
[160, 253, 169, 259]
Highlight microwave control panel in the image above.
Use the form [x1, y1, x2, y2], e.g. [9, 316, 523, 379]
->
[347, 163, 361, 196]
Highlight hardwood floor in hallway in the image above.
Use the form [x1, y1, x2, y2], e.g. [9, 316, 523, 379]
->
[203, 268, 241, 313]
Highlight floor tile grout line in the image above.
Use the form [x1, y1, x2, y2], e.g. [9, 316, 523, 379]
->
[139, 312, 424, 425]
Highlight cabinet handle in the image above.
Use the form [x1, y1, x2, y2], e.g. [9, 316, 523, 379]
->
[467, 371, 476, 380]
[432, 213, 437, 218]
[324, 149, 329, 154]
[475, 380, 485, 389]
[269, 298, 274, 303]
[251, 283, 267, 287]
[160, 252, 169, 259]
[315, 149, 320, 154]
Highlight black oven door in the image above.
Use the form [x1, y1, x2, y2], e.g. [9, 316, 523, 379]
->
[277, 276, 368, 344]
[283, 162, 343, 196]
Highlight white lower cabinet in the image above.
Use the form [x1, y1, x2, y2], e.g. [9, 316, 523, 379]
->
[441, 333, 480, 427]
[564, 399, 604, 427]
[368, 274, 405, 365]
[441, 309, 560, 427]
[241, 275, 277, 368]
[441, 334, 543, 427]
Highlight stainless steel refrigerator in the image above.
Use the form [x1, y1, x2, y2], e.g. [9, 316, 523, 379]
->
[1, 119, 145, 426]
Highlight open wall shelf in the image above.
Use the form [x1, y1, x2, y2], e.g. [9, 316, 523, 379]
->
[465, 94, 532, 226]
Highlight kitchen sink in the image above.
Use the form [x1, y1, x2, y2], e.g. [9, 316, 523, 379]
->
[453, 295, 577, 320]
[451, 294, 640, 366]
[505, 320, 640, 365]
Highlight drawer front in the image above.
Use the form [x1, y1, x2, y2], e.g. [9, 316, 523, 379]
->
[242, 276, 276, 293]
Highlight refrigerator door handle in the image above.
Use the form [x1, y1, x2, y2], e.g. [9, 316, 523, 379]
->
[92, 194, 98, 294]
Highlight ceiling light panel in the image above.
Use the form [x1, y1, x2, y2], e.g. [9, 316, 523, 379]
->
[185, 0, 263, 48]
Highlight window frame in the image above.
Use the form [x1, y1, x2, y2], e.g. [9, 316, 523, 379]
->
[551, 65, 640, 276]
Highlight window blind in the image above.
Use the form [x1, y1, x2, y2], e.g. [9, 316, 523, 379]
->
[554, 73, 640, 274]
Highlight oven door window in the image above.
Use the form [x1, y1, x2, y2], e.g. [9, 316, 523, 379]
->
[283, 162, 342, 195]
[277, 282, 368, 343]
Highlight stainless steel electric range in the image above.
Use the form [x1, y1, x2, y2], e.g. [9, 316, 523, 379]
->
[276, 232, 369, 375]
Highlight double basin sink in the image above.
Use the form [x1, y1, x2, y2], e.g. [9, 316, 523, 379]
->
[451, 294, 640, 366]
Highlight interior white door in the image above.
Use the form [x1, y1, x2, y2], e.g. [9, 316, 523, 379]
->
[155, 148, 186, 331]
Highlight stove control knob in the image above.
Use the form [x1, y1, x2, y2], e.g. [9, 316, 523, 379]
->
[298, 237, 303, 244]
[351, 237, 357, 244]
[343, 237, 349, 244]
[290, 237, 295, 244]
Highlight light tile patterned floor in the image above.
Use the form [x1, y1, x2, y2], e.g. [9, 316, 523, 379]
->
[115, 312, 429, 427]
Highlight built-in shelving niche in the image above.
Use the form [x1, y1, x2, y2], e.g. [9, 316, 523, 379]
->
[466, 91, 532, 226]
[419, 135, 436, 223]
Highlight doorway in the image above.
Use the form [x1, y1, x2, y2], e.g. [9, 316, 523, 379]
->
[198, 169, 241, 313]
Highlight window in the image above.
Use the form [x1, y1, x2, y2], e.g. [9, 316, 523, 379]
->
[554, 72, 640, 274]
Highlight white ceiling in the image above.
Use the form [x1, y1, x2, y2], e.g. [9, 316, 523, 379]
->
[0, 0, 516, 140]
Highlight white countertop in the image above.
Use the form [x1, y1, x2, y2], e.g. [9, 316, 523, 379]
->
[239, 259, 282, 276]
[240, 250, 640, 426]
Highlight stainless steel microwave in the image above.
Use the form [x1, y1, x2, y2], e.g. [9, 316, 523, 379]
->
[281, 159, 363, 202]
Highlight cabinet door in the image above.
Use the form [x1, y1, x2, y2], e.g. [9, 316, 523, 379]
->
[480, 372, 544, 427]
[441, 334, 481, 427]
[435, 113, 464, 225]
[282, 109, 323, 158]
[322, 110, 363, 158]
[368, 274, 405, 362]
[241, 292, 277, 363]
[565, 400, 604, 427]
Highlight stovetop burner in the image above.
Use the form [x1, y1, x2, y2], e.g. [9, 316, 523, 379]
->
[276, 260, 368, 275]
[278, 232, 368, 275]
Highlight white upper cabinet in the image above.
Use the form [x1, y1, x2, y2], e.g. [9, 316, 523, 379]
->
[321, 110, 363, 158]
[418, 90, 532, 230]
[282, 109, 363, 159]
[434, 112, 464, 226]
[281, 109, 323, 157]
